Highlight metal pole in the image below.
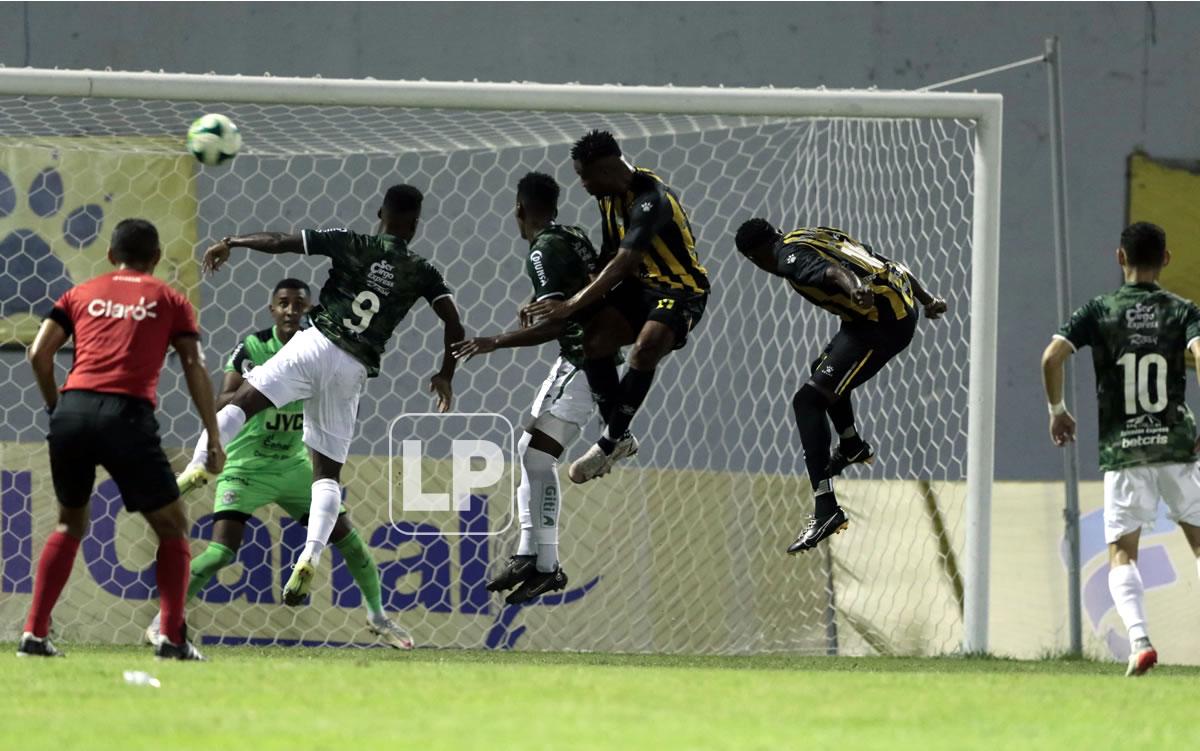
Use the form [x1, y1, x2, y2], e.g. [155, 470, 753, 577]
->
[1045, 36, 1084, 658]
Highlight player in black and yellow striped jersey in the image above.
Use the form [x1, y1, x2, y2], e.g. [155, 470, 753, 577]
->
[523, 130, 710, 484]
[735, 219, 947, 554]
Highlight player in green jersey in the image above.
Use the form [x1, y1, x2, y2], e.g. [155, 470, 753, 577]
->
[1042, 222, 1200, 677]
[178, 185, 466, 606]
[452, 171, 615, 604]
[145, 278, 414, 648]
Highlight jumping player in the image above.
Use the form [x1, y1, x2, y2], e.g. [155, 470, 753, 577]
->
[452, 171, 612, 603]
[19, 219, 222, 660]
[178, 185, 465, 606]
[1042, 221, 1200, 677]
[522, 130, 710, 484]
[734, 220, 946, 554]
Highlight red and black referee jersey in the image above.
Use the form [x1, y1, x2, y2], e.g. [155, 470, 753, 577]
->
[48, 269, 199, 406]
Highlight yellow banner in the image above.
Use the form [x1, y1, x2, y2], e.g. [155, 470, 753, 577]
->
[0, 139, 198, 345]
[1127, 151, 1200, 304]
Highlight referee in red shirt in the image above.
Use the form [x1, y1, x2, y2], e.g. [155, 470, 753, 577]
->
[17, 219, 225, 660]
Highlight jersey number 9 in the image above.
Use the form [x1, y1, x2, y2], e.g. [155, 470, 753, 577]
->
[344, 290, 381, 334]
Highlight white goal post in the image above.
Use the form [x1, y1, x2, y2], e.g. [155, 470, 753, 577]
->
[0, 67, 1000, 655]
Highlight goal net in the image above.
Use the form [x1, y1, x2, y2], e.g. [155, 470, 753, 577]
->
[0, 70, 997, 655]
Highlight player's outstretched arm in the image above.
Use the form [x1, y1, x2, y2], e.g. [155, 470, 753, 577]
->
[174, 335, 226, 475]
[521, 247, 639, 324]
[1041, 337, 1076, 447]
[430, 296, 466, 413]
[908, 273, 948, 320]
[451, 318, 567, 361]
[27, 319, 69, 413]
[202, 233, 304, 273]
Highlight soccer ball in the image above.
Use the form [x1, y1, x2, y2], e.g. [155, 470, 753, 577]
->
[186, 114, 242, 166]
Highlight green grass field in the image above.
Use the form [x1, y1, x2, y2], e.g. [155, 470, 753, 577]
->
[2, 645, 1194, 750]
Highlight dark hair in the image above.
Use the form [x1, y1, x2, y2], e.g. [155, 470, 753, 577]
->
[734, 218, 780, 255]
[110, 218, 160, 265]
[272, 278, 311, 296]
[382, 184, 424, 214]
[1120, 222, 1166, 268]
[570, 129, 622, 164]
[517, 171, 560, 215]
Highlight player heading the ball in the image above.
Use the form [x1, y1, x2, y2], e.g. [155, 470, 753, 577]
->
[734, 220, 946, 554]
[522, 130, 710, 484]
[1042, 221, 1200, 677]
[179, 185, 465, 607]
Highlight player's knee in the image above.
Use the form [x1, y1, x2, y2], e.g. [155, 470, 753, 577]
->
[792, 383, 832, 418]
[329, 513, 353, 544]
[144, 500, 190, 540]
[629, 335, 669, 370]
[55, 506, 89, 539]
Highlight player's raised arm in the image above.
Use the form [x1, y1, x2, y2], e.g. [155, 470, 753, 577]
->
[430, 296, 465, 412]
[27, 318, 70, 413]
[202, 232, 305, 273]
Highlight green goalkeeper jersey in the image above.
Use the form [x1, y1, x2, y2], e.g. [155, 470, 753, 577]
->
[223, 326, 309, 475]
[301, 228, 452, 377]
[525, 224, 600, 367]
[1058, 282, 1200, 471]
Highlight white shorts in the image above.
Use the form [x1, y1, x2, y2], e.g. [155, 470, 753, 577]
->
[1103, 462, 1200, 543]
[244, 327, 368, 464]
[525, 357, 593, 436]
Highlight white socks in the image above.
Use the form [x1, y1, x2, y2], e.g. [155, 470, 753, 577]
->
[516, 434, 536, 557]
[516, 441, 561, 573]
[189, 404, 247, 469]
[302, 478, 342, 567]
[1108, 562, 1149, 645]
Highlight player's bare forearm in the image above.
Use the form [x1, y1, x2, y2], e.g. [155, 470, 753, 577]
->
[1191, 340, 1200, 386]
[1041, 338, 1072, 405]
[215, 372, 243, 411]
[567, 246, 639, 314]
[175, 337, 220, 438]
[454, 319, 565, 360]
[28, 355, 59, 412]
[224, 232, 304, 255]
[432, 297, 465, 378]
[909, 274, 935, 306]
[27, 319, 68, 411]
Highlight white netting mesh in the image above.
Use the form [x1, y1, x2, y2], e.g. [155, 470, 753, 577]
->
[0, 89, 975, 654]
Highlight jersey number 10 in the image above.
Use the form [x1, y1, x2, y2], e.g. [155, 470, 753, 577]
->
[343, 290, 381, 333]
[1117, 352, 1168, 415]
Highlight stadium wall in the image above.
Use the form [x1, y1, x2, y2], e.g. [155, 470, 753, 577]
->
[1, 2, 1199, 480]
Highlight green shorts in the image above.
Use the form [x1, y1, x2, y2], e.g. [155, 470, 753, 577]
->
[213, 464, 346, 522]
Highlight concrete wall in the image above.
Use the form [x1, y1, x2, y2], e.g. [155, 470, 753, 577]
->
[1, 2, 1198, 480]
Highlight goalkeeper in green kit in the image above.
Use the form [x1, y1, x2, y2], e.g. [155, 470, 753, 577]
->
[146, 278, 414, 649]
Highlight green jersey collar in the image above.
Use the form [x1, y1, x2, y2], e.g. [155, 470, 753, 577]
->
[1124, 281, 1161, 291]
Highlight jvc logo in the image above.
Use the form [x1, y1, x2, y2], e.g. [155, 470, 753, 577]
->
[264, 413, 303, 432]
[87, 296, 157, 320]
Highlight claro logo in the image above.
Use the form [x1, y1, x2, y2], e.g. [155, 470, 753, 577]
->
[87, 296, 157, 320]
